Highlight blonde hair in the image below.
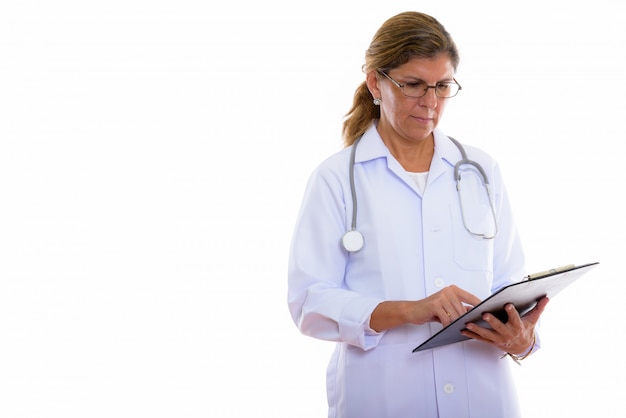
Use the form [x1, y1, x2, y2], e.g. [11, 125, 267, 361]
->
[342, 11, 460, 146]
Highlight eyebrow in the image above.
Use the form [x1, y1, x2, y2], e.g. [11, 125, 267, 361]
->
[401, 75, 456, 83]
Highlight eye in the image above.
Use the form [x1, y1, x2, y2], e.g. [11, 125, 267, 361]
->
[436, 82, 452, 91]
[405, 80, 427, 89]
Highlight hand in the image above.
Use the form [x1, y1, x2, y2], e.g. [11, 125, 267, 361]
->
[369, 285, 480, 332]
[461, 296, 550, 354]
[408, 285, 482, 327]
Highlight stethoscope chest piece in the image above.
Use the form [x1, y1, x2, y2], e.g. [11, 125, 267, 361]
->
[342, 229, 364, 252]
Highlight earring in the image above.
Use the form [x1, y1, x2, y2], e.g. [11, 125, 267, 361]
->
[373, 98, 382, 106]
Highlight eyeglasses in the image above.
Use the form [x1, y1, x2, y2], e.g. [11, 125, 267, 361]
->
[378, 70, 462, 98]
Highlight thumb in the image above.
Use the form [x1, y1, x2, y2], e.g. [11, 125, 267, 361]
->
[522, 297, 550, 324]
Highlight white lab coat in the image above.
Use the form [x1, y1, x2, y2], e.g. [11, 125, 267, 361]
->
[288, 124, 533, 418]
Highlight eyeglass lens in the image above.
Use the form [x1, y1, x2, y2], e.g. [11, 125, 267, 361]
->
[403, 81, 459, 98]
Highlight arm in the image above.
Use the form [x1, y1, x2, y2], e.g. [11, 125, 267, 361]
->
[370, 285, 482, 332]
[288, 162, 385, 349]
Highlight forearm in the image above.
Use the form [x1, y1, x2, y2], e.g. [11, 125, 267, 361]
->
[370, 285, 483, 332]
[369, 301, 416, 333]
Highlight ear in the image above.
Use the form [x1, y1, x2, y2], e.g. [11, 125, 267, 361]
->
[365, 70, 381, 99]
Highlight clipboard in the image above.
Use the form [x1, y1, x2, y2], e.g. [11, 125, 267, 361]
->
[412, 262, 599, 353]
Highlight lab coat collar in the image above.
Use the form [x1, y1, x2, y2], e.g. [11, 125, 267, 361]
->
[352, 123, 389, 164]
[430, 129, 464, 182]
[433, 129, 465, 167]
[354, 123, 462, 174]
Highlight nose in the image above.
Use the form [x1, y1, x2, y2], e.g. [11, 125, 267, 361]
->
[419, 87, 438, 108]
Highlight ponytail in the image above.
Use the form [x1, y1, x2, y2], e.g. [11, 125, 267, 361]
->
[342, 82, 379, 147]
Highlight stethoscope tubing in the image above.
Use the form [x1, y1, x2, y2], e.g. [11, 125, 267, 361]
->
[342, 135, 497, 252]
[342, 136, 365, 252]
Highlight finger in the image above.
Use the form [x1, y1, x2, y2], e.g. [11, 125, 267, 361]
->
[444, 288, 478, 318]
[448, 302, 469, 321]
[438, 308, 454, 325]
[437, 286, 482, 325]
[462, 320, 502, 345]
[465, 314, 499, 342]
[440, 303, 466, 325]
[465, 312, 508, 343]
[450, 286, 481, 307]
[504, 304, 523, 327]
[521, 297, 550, 324]
[460, 327, 491, 344]
[451, 301, 470, 318]
[483, 310, 506, 328]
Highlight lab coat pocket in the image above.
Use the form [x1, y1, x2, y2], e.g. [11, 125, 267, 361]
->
[449, 203, 493, 272]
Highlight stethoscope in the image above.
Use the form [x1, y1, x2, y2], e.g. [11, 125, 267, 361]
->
[341, 135, 498, 252]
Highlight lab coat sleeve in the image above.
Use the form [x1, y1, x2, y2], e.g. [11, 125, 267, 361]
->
[288, 162, 385, 350]
[490, 159, 527, 291]
[490, 158, 542, 353]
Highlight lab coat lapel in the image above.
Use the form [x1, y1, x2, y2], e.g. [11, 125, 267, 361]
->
[428, 130, 462, 187]
[356, 128, 420, 195]
[355, 126, 459, 195]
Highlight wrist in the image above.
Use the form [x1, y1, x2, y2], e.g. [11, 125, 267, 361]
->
[501, 334, 536, 365]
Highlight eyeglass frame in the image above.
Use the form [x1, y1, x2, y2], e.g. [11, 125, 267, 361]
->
[377, 70, 462, 99]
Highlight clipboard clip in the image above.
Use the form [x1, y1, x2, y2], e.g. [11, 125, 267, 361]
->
[524, 264, 576, 281]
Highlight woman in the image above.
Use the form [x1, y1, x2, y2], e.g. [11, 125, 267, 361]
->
[288, 11, 548, 418]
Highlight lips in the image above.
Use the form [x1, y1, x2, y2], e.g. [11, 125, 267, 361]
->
[412, 115, 433, 123]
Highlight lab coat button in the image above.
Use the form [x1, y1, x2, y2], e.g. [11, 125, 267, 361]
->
[443, 383, 454, 394]
[434, 277, 445, 287]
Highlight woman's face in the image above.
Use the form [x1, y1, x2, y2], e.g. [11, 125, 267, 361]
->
[367, 54, 456, 144]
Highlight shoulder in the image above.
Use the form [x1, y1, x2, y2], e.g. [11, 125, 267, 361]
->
[436, 129, 499, 167]
[313, 146, 351, 176]
[300, 146, 352, 194]
[461, 143, 498, 167]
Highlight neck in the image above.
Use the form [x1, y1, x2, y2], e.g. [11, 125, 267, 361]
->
[382, 134, 434, 172]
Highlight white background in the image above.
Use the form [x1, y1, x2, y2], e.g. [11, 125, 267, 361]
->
[1, 1, 624, 417]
